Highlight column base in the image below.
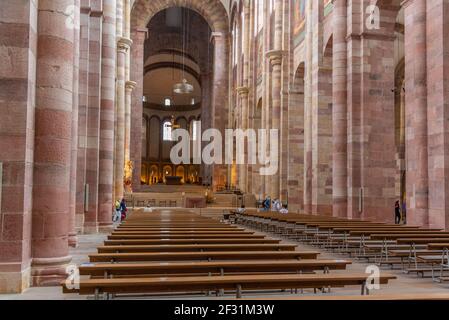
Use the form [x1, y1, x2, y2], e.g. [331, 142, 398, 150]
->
[98, 222, 114, 233]
[83, 222, 99, 234]
[0, 266, 31, 293]
[31, 256, 72, 287]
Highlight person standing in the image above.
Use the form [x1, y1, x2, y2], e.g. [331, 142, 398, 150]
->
[120, 198, 128, 221]
[113, 199, 121, 223]
[395, 201, 401, 224]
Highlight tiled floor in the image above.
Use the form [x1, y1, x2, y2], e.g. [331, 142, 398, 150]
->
[1, 225, 448, 300]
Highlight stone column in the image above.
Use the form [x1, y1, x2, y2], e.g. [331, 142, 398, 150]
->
[265, 0, 285, 200]
[114, 38, 130, 201]
[404, 0, 429, 227]
[130, 28, 146, 192]
[98, 0, 117, 230]
[69, 0, 81, 247]
[75, 4, 90, 234]
[211, 32, 229, 191]
[32, 0, 75, 286]
[279, 0, 290, 205]
[356, 4, 397, 222]
[124, 0, 133, 168]
[425, 0, 449, 229]
[332, 0, 348, 218]
[236, 87, 249, 192]
[0, 0, 38, 293]
[83, 7, 102, 233]
[124, 80, 136, 191]
[238, 0, 251, 193]
[303, 0, 313, 213]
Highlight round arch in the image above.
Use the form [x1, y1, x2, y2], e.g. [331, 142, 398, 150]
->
[131, 0, 229, 33]
[371, 0, 402, 32]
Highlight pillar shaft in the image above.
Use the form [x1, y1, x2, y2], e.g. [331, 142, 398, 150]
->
[425, 0, 449, 229]
[211, 33, 229, 190]
[75, 6, 90, 234]
[405, 0, 429, 226]
[114, 40, 127, 200]
[0, 0, 37, 293]
[69, 0, 81, 247]
[98, 0, 117, 229]
[32, 0, 75, 285]
[332, 0, 348, 218]
[130, 29, 146, 192]
[83, 10, 102, 233]
[266, 0, 284, 200]
[303, 0, 313, 213]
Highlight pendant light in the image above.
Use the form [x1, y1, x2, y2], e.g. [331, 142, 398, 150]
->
[173, 6, 194, 95]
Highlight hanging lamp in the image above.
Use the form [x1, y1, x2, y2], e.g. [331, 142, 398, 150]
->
[173, 6, 194, 95]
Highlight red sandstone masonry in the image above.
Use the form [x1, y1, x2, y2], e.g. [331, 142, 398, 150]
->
[98, 0, 117, 229]
[32, 0, 75, 286]
[84, 8, 102, 233]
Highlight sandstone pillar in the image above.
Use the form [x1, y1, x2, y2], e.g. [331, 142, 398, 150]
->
[332, 0, 348, 218]
[265, 0, 285, 200]
[98, 0, 117, 230]
[75, 4, 90, 234]
[348, 3, 399, 223]
[211, 32, 229, 191]
[31, 0, 75, 285]
[346, 1, 363, 219]
[69, 0, 81, 247]
[426, 0, 449, 230]
[130, 29, 146, 192]
[404, 0, 429, 227]
[0, 0, 37, 293]
[238, 0, 251, 193]
[83, 7, 102, 233]
[303, 0, 313, 213]
[124, 80, 136, 192]
[114, 38, 130, 201]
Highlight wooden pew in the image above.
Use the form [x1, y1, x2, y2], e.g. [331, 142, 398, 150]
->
[107, 234, 267, 240]
[110, 230, 256, 235]
[89, 250, 320, 263]
[63, 273, 396, 298]
[79, 259, 352, 277]
[104, 239, 282, 245]
[97, 243, 298, 253]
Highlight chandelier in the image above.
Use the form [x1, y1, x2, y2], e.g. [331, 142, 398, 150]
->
[173, 78, 193, 94]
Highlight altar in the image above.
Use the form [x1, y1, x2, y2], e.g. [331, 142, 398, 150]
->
[165, 176, 183, 185]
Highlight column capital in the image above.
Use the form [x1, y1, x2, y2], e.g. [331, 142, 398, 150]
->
[210, 32, 225, 43]
[125, 80, 137, 92]
[118, 37, 133, 52]
[266, 50, 287, 66]
[236, 86, 250, 97]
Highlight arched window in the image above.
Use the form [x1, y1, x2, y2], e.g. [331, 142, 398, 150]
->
[163, 121, 172, 141]
[191, 120, 201, 141]
[164, 98, 171, 106]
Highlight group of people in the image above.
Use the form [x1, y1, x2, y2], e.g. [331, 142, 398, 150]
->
[262, 196, 288, 214]
[113, 198, 128, 223]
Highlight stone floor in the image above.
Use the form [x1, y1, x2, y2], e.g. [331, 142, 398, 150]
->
[1, 224, 448, 300]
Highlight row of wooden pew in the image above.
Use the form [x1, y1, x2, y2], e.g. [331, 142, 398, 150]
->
[62, 210, 396, 299]
[235, 212, 449, 282]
